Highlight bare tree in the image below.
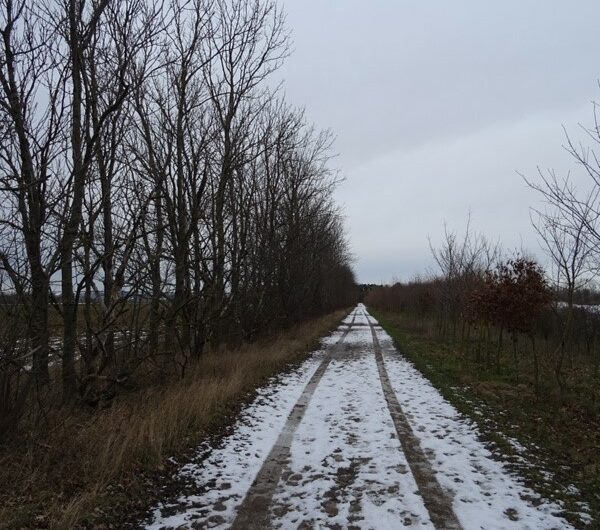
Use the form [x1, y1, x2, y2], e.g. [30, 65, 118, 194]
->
[531, 205, 596, 395]
[0, 0, 64, 383]
[429, 216, 501, 339]
[202, 0, 290, 343]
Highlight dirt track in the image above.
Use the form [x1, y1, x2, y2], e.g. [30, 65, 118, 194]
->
[146, 306, 574, 529]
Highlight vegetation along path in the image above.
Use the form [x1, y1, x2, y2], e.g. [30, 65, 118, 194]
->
[145, 305, 574, 529]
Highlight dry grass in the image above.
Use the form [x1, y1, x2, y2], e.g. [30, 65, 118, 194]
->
[374, 309, 600, 528]
[0, 309, 348, 529]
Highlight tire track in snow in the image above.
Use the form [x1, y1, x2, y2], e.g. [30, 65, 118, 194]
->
[229, 309, 358, 529]
[366, 309, 463, 530]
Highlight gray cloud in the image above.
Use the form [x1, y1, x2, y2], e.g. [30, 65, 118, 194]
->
[277, 1, 600, 282]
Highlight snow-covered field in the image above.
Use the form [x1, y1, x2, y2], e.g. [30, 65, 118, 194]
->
[145, 305, 577, 529]
[556, 301, 600, 314]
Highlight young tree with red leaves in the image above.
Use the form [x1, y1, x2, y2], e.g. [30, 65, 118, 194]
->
[469, 257, 551, 393]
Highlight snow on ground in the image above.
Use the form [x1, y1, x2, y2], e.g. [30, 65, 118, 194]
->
[269, 323, 433, 529]
[145, 309, 359, 530]
[370, 313, 574, 529]
[145, 305, 578, 529]
[556, 301, 600, 314]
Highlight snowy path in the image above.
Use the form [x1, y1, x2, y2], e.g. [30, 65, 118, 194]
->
[146, 305, 574, 529]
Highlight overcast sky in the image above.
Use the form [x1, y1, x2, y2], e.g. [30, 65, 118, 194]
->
[275, 1, 600, 283]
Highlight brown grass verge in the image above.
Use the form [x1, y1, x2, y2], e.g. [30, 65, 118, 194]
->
[0, 309, 348, 530]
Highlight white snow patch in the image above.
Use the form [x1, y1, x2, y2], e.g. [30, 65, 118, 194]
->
[376, 326, 575, 530]
[144, 325, 347, 530]
[143, 305, 583, 529]
[270, 325, 433, 529]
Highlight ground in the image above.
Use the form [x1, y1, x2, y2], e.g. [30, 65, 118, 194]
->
[143, 305, 577, 529]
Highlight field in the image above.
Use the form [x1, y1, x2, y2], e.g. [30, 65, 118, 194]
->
[372, 309, 599, 528]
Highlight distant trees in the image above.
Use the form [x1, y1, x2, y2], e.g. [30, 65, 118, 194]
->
[429, 219, 500, 339]
[468, 258, 551, 391]
[366, 223, 571, 399]
[369, 89, 600, 402]
[0, 0, 356, 418]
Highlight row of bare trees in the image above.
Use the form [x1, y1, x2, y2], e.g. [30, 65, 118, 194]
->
[368, 89, 600, 402]
[366, 219, 600, 399]
[0, 0, 356, 417]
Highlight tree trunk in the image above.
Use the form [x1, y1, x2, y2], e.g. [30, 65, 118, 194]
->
[512, 331, 519, 383]
[30, 264, 50, 383]
[496, 325, 503, 373]
[61, 0, 86, 399]
[532, 335, 539, 396]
